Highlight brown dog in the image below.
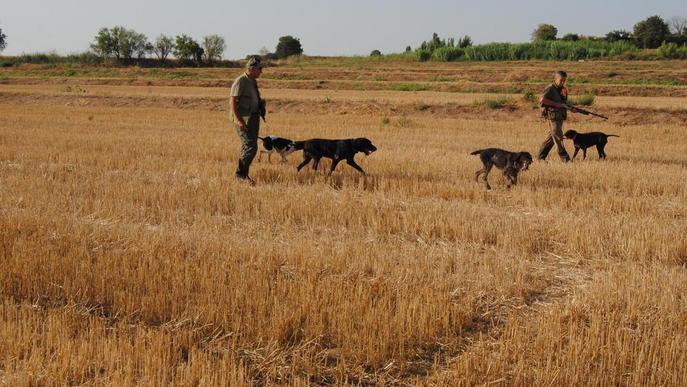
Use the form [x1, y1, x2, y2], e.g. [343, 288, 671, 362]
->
[471, 148, 533, 190]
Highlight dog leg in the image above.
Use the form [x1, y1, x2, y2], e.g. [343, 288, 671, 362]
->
[597, 144, 606, 159]
[475, 169, 485, 182]
[572, 147, 580, 160]
[482, 165, 493, 190]
[346, 158, 365, 174]
[507, 172, 518, 187]
[582, 148, 587, 160]
[281, 153, 288, 163]
[312, 157, 321, 171]
[329, 159, 342, 175]
[296, 155, 312, 172]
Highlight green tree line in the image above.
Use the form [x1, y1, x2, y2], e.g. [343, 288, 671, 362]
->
[89, 27, 303, 64]
[404, 15, 687, 61]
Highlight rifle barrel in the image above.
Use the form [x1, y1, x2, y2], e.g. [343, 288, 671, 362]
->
[570, 106, 608, 120]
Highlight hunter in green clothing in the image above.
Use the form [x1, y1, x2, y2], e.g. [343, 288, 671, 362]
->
[230, 56, 265, 183]
[538, 70, 571, 162]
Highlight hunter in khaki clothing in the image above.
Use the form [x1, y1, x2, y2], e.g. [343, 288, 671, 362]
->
[230, 56, 265, 183]
[538, 71, 571, 162]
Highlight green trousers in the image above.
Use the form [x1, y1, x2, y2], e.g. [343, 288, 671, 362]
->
[233, 114, 260, 177]
[538, 120, 570, 161]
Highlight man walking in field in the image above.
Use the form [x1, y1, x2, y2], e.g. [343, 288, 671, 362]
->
[538, 70, 571, 162]
[230, 56, 266, 183]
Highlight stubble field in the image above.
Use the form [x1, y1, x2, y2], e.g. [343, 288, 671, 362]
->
[1, 59, 686, 385]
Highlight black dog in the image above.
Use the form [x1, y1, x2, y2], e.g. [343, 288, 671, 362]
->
[563, 129, 619, 160]
[294, 138, 377, 174]
[471, 148, 533, 190]
[258, 136, 296, 163]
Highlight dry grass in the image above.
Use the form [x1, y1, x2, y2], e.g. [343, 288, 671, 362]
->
[1, 60, 686, 385]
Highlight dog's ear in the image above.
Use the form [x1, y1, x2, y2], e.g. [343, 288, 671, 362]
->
[354, 138, 376, 153]
[351, 138, 363, 151]
[262, 137, 273, 150]
[509, 153, 521, 169]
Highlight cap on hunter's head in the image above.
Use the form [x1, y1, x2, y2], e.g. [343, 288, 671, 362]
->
[246, 56, 265, 69]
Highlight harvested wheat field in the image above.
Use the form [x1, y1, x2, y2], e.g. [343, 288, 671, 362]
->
[1, 60, 686, 385]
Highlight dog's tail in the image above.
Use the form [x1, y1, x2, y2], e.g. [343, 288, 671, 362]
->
[292, 141, 305, 151]
[470, 149, 484, 156]
[258, 136, 265, 141]
[606, 134, 620, 138]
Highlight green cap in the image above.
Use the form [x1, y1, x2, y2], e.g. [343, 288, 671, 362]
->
[246, 56, 265, 69]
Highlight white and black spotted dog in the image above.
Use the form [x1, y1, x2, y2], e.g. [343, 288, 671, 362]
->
[258, 136, 297, 163]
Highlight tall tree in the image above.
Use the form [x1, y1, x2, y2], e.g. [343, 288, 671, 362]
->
[153, 35, 175, 60]
[668, 16, 687, 35]
[458, 35, 473, 48]
[91, 26, 149, 60]
[633, 15, 670, 48]
[129, 31, 150, 59]
[605, 30, 633, 42]
[275, 36, 303, 59]
[531, 24, 558, 41]
[174, 35, 204, 63]
[91, 27, 119, 58]
[0, 28, 6, 52]
[202, 35, 226, 62]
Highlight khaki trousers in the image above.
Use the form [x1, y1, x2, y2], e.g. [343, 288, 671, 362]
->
[538, 120, 570, 161]
[233, 114, 260, 177]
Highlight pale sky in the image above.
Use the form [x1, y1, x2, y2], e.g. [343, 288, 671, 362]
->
[1, 1, 684, 58]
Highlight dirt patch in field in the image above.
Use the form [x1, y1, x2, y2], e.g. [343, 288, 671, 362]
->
[2, 76, 686, 97]
[2, 91, 685, 126]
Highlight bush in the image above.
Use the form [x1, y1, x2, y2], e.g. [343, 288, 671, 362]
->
[392, 83, 429, 92]
[431, 75, 455, 82]
[429, 40, 637, 62]
[416, 49, 431, 62]
[415, 102, 430, 111]
[395, 117, 415, 128]
[522, 91, 537, 102]
[370, 49, 382, 57]
[570, 94, 595, 106]
[606, 30, 633, 42]
[431, 46, 464, 61]
[657, 42, 687, 59]
[479, 96, 515, 109]
[16, 52, 62, 63]
[66, 52, 102, 65]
